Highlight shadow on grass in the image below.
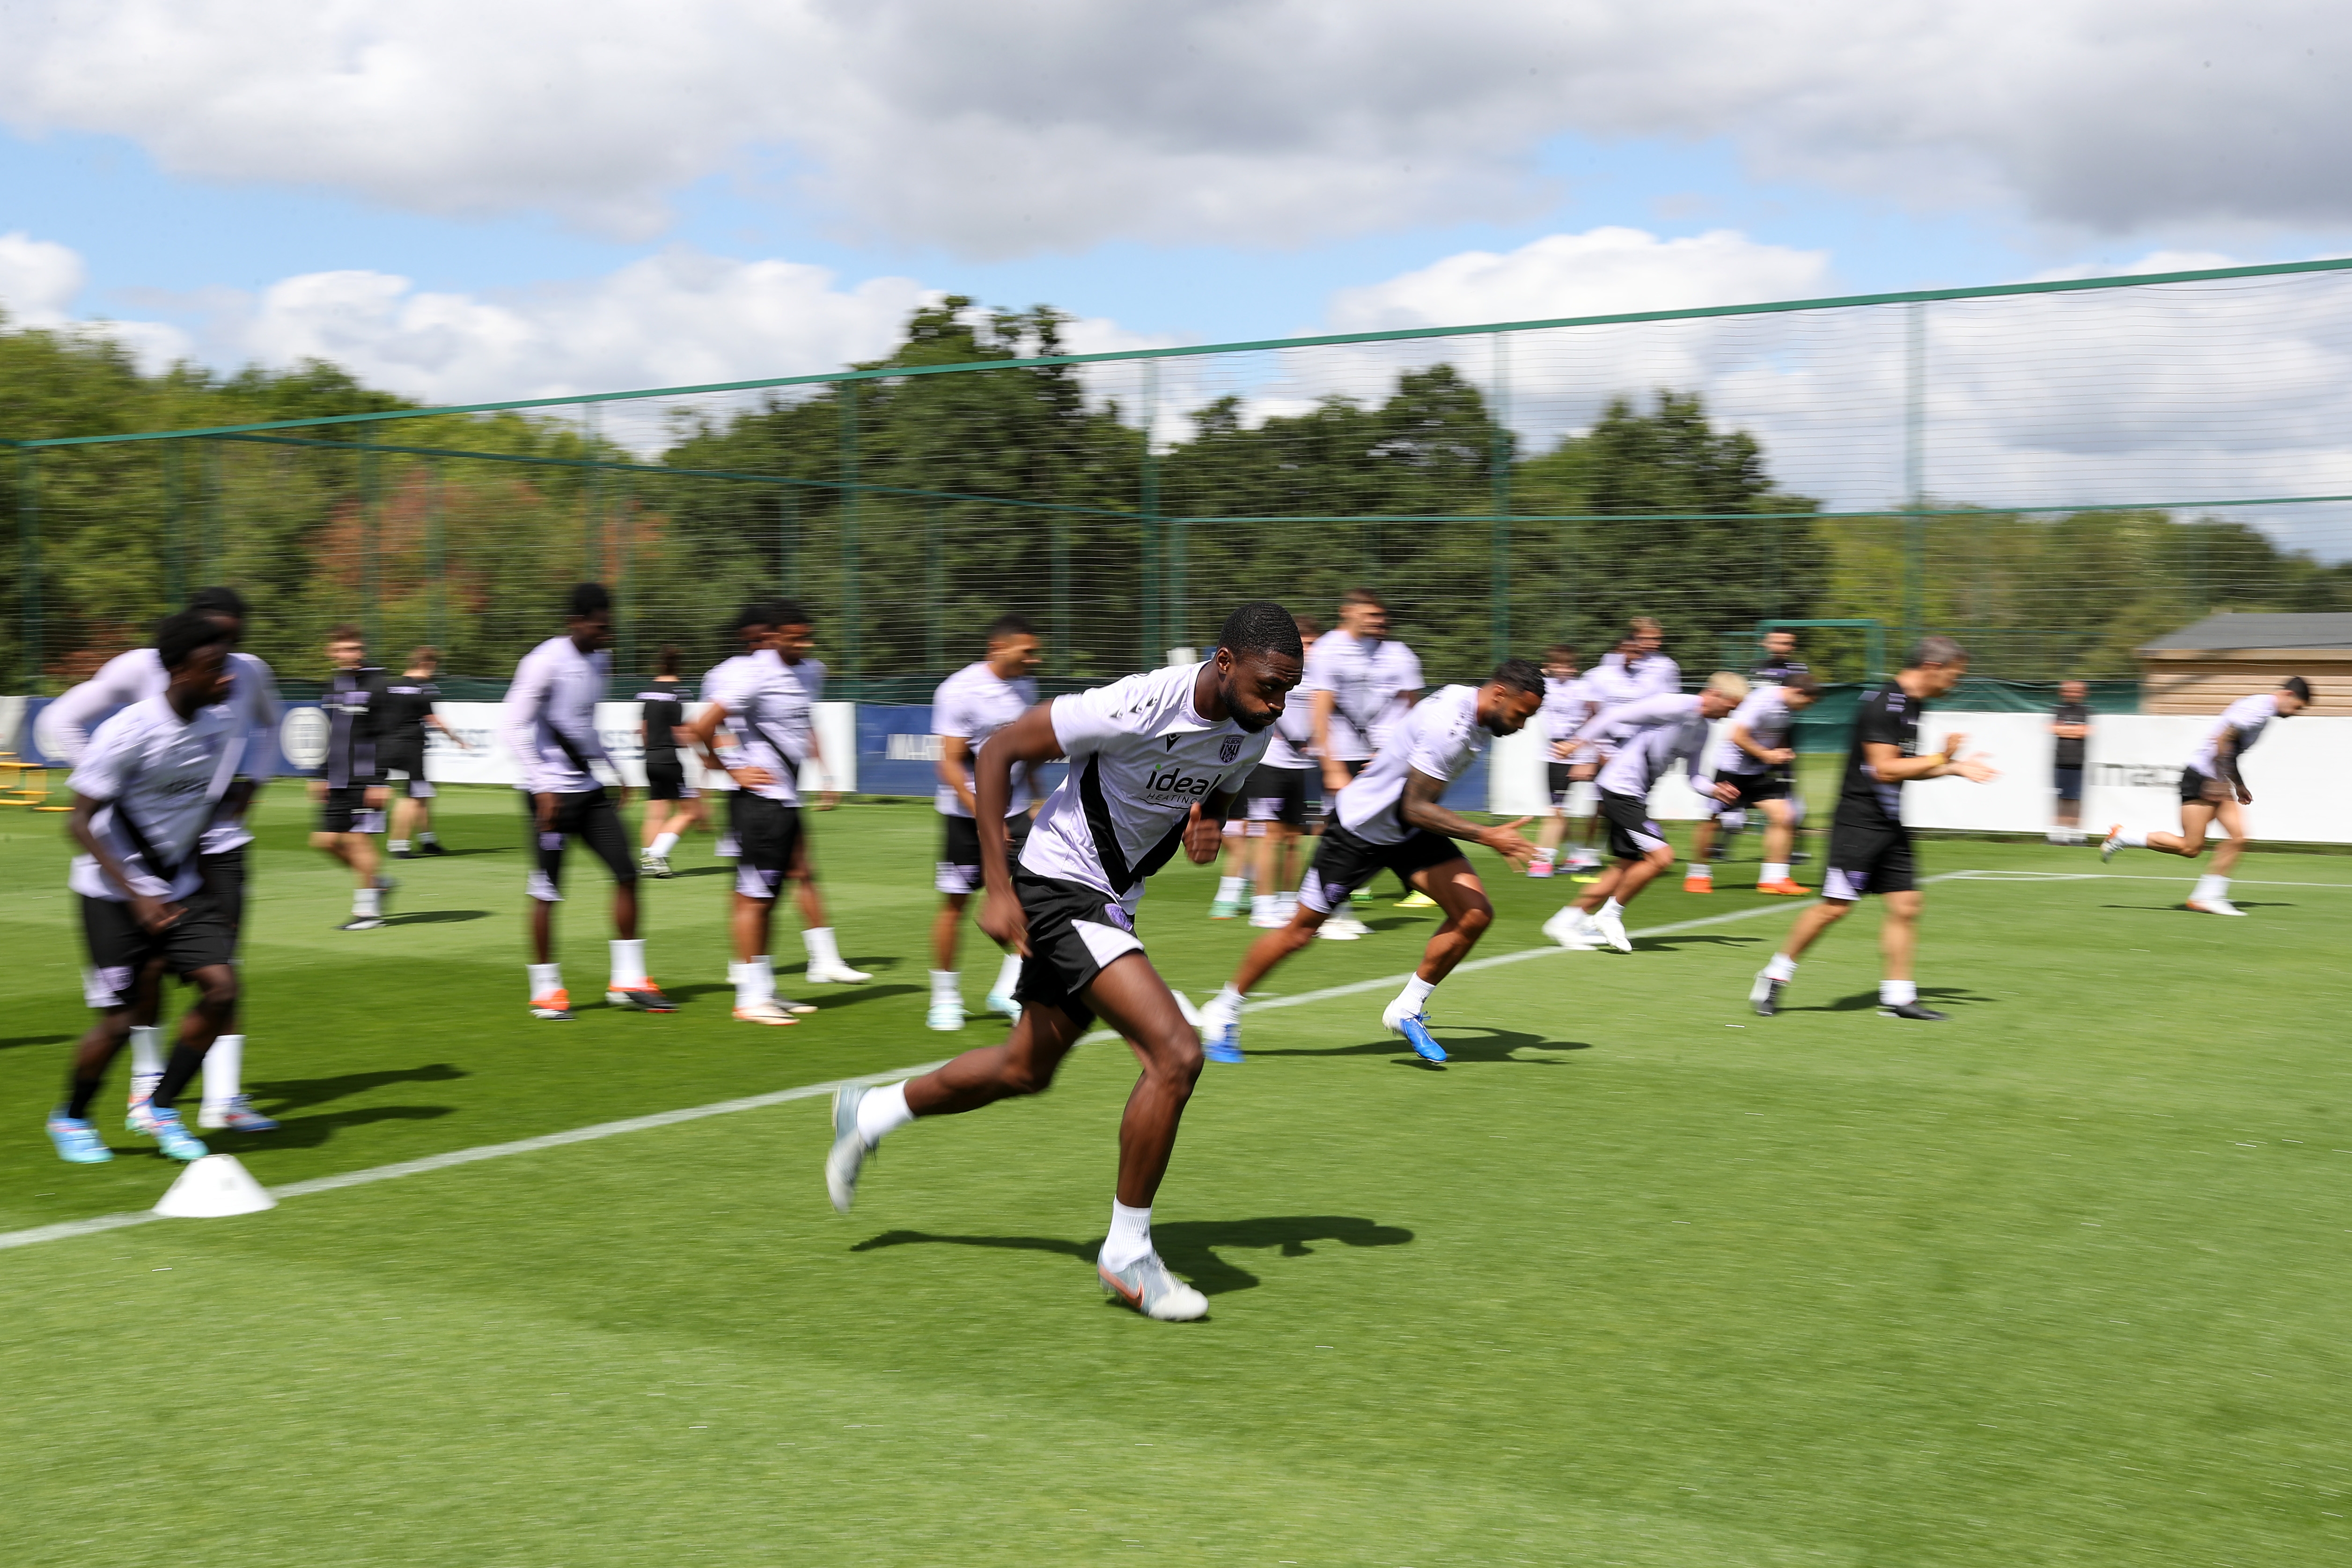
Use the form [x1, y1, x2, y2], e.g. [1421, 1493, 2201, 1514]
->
[1779, 985, 1994, 1016]
[661, 981, 922, 1010]
[1629, 933, 1766, 952]
[669, 866, 735, 878]
[250, 1062, 468, 1114]
[227, 1104, 458, 1150]
[407, 847, 509, 858]
[2099, 902, 2293, 913]
[851, 1214, 1415, 1295]
[1244, 1025, 1588, 1067]
[0, 1033, 75, 1053]
[382, 909, 491, 926]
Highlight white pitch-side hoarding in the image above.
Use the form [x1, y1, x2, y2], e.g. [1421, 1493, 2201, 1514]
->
[417, 701, 855, 795]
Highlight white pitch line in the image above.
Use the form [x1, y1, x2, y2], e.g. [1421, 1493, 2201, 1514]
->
[1948, 869, 2352, 889]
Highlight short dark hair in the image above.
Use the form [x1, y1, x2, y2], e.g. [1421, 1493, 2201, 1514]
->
[1294, 614, 1322, 642]
[567, 582, 612, 618]
[985, 612, 1036, 645]
[1905, 635, 1969, 669]
[1491, 657, 1544, 698]
[1340, 587, 1384, 611]
[2282, 675, 2312, 702]
[1219, 600, 1304, 663]
[1783, 670, 1821, 697]
[187, 585, 248, 621]
[410, 645, 439, 666]
[1545, 643, 1577, 663]
[325, 623, 364, 645]
[729, 600, 773, 633]
[657, 644, 681, 677]
[156, 610, 234, 672]
[768, 598, 811, 629]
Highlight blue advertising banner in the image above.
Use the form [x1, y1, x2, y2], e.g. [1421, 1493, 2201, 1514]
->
[18, 696, 324, 777]
[856, 704, 1067, 802]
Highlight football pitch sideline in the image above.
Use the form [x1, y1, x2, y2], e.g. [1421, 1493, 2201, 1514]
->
[3, 790, 2349, 1566]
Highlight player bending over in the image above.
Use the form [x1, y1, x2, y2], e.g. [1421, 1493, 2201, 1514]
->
[1544, 673, 1749, 952]
[2100, 677, 2309, 917]
[1198, 660, 1542, 1066]
[824, 602, 1302, 1322]
[1684, 671, 1819, 894]
[1749, 637, 1996, 1021]
[48, 613, 247, 1164]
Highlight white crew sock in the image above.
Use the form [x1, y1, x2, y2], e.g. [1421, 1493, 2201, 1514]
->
[1396, 973, 1437, 1014]
[650, 831, 680, 858]
[527, 962, 562, 1000]
[417, 831, 438, 846]
[129, 1024, 163, 1079]
[749, 956, 774, 1000]
[354, 885, 381, 917]
[1101, 1200, 1154, 1272]
[805, 927, 844, 972]
[610, 938, 647, 990]
[2117, 829, 2148, 848]
[1760, 862, 1790, 884]
[1251, 893, 1276, 918]
[1687, 861, 1711, 878]
[736, 963, 768, 1010]
[389, 839, 410, 854]
[855, 1081, 915, 1147]
[1600, 898, 1625, 921]
[202, 1034, 243, 1109]
[1216, 875, 1245, 901]
[1765, 952, 1798, 982]
[1204, 983, 1243, 1024]
[1534, 845, 1558, 864]
[930, 969, 961, 1005]
[1881, 979, 1918, 1005]
[2193, 873, 2229, 901]
[991, 953, 1023, 997]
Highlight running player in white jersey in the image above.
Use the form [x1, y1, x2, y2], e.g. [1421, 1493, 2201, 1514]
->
[1305, 589, 1421, 929]
[826, 603, 1303, 1322]
[2101, 676, 2310, 916]
[1529, 644, 1598, 879]
[1581, 617, 1682, 708]
[1749, 638, 1996, 1020]
[637, 646, 704, 876]
[506, 583, 674, 1021]
[1241, 613, 1324, 928]
[1544, 673, 1748, 953]
[1200, 661, 1542, 1066]
[1684, 671, 1820, 895]
[47, 613, 246, 1164]
[44, 587, 282, 1132]
[926, 613, 1042, 1031]
[770, 602, 870, 985]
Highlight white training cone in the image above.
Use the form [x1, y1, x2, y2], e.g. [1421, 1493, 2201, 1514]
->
[153, 1155, 277, 1219]
[1169, 990, 1204, 1029]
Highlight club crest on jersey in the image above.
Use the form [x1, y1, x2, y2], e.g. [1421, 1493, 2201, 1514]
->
[1219, 736, 1244, 764]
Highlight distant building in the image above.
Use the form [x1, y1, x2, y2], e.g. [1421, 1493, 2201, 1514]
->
[2136, 613, 2352, 714]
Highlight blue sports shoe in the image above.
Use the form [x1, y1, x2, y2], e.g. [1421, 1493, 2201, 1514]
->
[1381, 999, 1448, 1064]
[47, 1116, 113, 1164]
[142, 1106, 209, 1162]
[1199, 998, 1243, 1063]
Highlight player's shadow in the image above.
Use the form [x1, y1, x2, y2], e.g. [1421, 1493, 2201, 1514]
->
[1246, 1026, 1588, 1067]
[2098, 901, 2293, 913]
[1779, 985, 1993, 1015]
[851, 1215, 1415, 1296]
[670, 866, 735, 878]
[0, 1033, 75, 1052]
[382, 909, 491, 925]
[250, 1062, 468, 1114]
[665, 981, 920, 1009]
[236, 1104, 457, 1149]
[414, 847, 507, 857]
[1629, 933, 1764, 952]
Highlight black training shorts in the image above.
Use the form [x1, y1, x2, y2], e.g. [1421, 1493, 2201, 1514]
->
[1245, 764, 1313, 829]
[1299, 823, 1466, 913]
[1010, 869, 1145, 1031]
[379, 747, 436, 800]
[731, 792, 804, 900]
[80, 893, 235, 1009]
[524, 787, 638, 902]
[1709, 770, 1790, 812]
[2179, 765, 2227, 804]
[318, 783, 384, 835]
[2054, 765, 2083, 802]
[189, 844, 249, 940]
[645, 760, 696, 803]
[1823, 815, 1916, 899]
[1598, 789, 1671, 861]
[936, 810, 1033, 895]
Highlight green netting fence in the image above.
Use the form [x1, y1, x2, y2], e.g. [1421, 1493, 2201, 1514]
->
[7, 260, 2352, 699]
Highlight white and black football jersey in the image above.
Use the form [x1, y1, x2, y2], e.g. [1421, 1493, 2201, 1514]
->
[1333, 684, 1487, 846]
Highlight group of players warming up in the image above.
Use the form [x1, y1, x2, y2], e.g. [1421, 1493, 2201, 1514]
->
[40, 584, 2315, 1321]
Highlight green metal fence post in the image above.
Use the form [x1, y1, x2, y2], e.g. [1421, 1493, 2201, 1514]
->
[1052, 507, 1070, 679]
[616, 470, 634, 677]
[426, 462, 447, 653]
[163, 439, 185, 608]
[1169, 516, 1188, 656]
[1490, 331, 1513, 663]
[779, 485, 797, 594]
[202, 438, 222, 585]
[360, 420, 382, 650]
[925, 497, 943, 676]
[18, 447, 40, 695]
[1140, 361, 1161, 668]
[584, 404, 604, 584]
[1902, 300, 1926, 652]
[839, 383, 860, 699]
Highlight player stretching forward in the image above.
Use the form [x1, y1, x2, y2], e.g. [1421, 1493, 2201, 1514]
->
[637, 647, 704, 877]
[44, 587, 281, 1132]
[1199, 661, 1543, 1066]
[1684, 671, 1819, 894]
[1544, 673, 1749, 952]
[926, 614, 1042, 1031]
[385, 646, 469, 860]
[47, 613, 245, 1164]
[2101, 676, 2310, 916]
[826, 603, 1303, 1322]
[1749, 638, 1997, 1020]
[506, 584, 674, 1020]
[1529, 644, 1597, 879]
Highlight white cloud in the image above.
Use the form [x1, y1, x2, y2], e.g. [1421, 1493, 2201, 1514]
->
[6, 3, 2352, 254]
[0, 230, 88, 323]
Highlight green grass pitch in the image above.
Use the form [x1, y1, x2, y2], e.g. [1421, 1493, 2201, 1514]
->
[3, 786, 2349, 1565]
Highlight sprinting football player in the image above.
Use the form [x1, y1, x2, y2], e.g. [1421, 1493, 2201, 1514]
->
[1685, 671, 1820, 894]
[310, 624, 393, 930]
[637, 647, 704, 877]
[1529, 644, 1597, 879]
[926, 613, 1042, 1031]
[1750, 638, 1997, 1020]
[1198, 660, 1543, 1066]
[383, 645, 469, 859]
[824, 602, 1302, 1323]
[1305, 588, 1421, 929]
[1544, 673, 1749, 952]
[2100, 676, 2310, 916]
[505, 583, 674, 1020]
[47, 612, 245, 1165]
